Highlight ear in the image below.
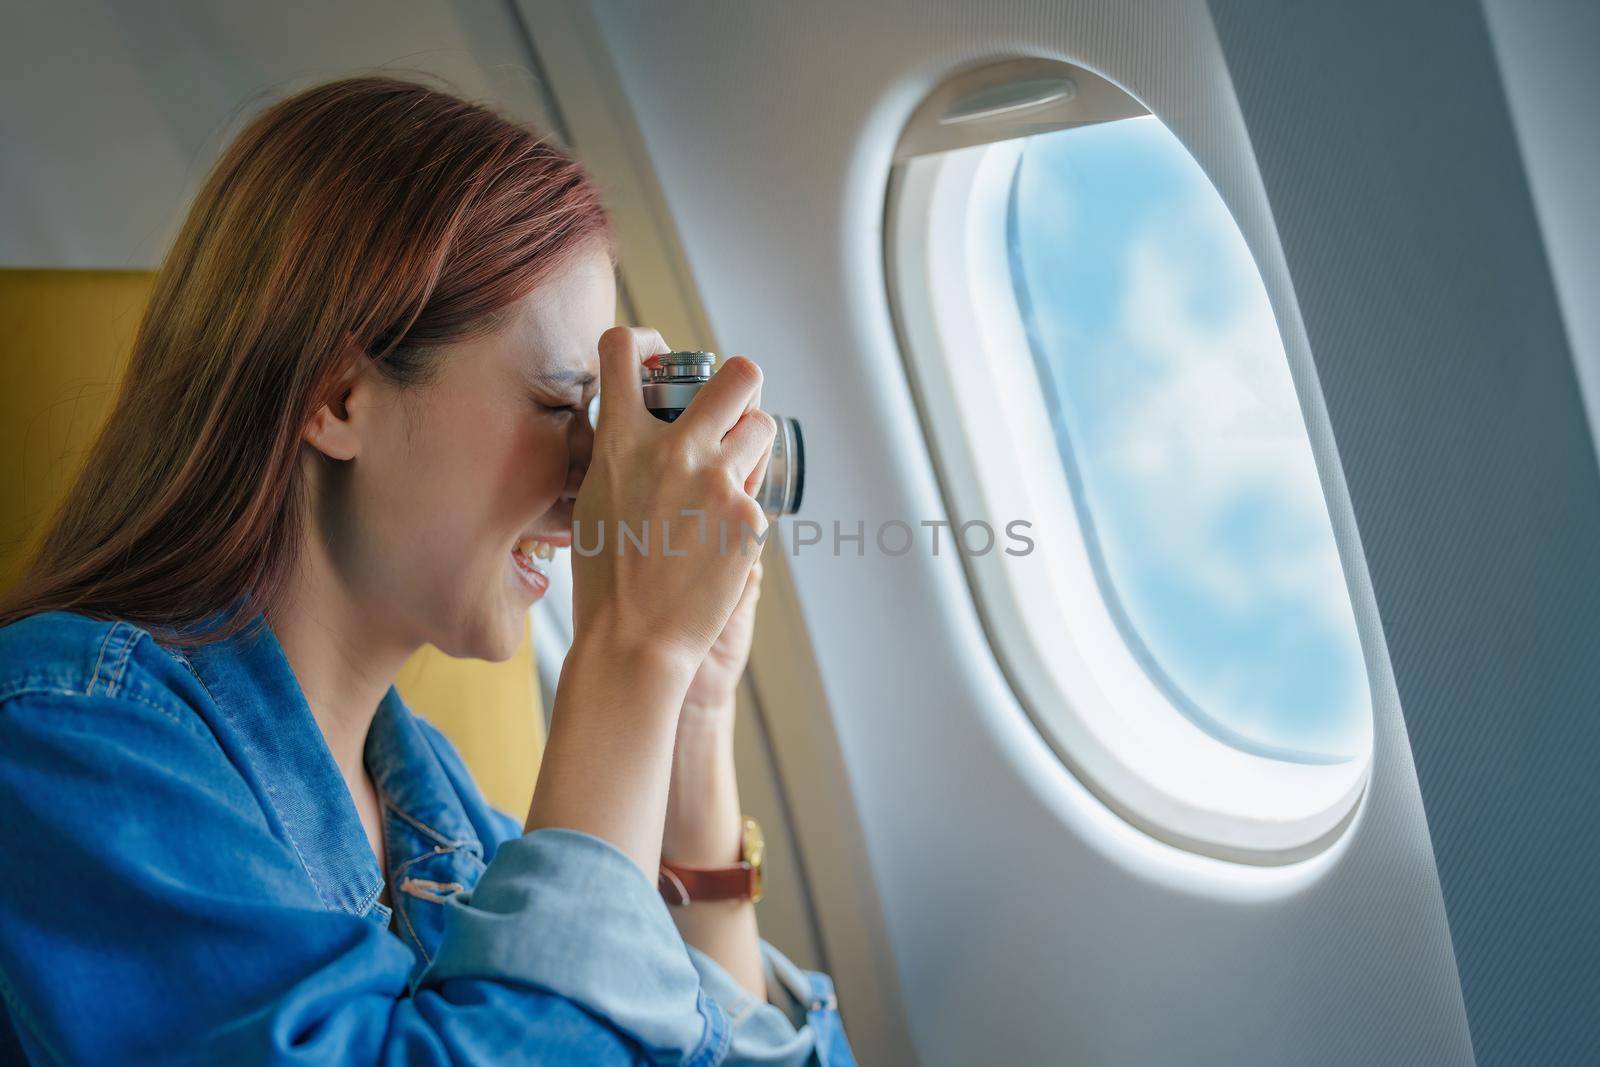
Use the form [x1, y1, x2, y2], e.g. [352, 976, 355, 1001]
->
[303, 343, 377, 462]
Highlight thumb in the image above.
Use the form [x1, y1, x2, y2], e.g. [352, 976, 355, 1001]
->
[595, 326, 666, 429]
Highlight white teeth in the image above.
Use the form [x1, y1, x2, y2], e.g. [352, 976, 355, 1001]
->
[514, 539, 543, 573]
[515, 537, 556, 568]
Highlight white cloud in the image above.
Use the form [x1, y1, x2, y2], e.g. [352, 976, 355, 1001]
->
[1081, 191, 1364, 687]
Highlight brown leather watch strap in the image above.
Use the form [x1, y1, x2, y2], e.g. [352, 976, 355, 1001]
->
[656, 861, 760, 906]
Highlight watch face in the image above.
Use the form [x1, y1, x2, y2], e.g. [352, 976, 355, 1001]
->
[743, 817, 766, 865]
[743, 816, 766, 903]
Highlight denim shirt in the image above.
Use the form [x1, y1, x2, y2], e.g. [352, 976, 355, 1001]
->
[0, 611, 855, 1066]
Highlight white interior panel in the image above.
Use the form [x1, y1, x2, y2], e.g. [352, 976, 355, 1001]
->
[0, 0, 558, 268]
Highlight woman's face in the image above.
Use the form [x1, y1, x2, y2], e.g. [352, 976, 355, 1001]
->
[328, 245, 614, 662]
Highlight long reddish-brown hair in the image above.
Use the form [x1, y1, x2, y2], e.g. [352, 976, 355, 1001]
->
[0, 75, 610, 642]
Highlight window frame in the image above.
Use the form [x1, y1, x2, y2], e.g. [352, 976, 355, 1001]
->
[885, 128, 1372, 864]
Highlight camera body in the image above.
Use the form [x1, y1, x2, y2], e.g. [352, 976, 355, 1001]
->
[641, 351, 805, 516]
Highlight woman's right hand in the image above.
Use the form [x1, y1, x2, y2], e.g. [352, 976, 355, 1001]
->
[527, 326, 773, 873]
[571, 325, 776, 680]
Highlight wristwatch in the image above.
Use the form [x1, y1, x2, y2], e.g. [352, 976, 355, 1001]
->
[658, 815, 765, 905]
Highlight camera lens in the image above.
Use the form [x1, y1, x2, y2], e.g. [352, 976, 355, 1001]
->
[758, 413, 805, 515]
[642, 351, 805, 515]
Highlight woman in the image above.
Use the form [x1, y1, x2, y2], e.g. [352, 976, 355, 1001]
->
[0, 77, 854, 1066]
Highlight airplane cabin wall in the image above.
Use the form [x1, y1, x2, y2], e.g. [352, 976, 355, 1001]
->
[1480, 0, 1600, 464]
[1208, 2, 1600, 1062]
[0, 1, 559, 269]
[553, 0, 1486, 1063]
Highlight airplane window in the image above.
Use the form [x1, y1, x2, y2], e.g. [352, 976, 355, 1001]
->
[890, 73, 1373, 862]
[1007, 116, 1368, 764]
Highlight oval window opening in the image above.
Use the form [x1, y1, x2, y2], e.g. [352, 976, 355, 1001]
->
[889, 62, 1373, 864]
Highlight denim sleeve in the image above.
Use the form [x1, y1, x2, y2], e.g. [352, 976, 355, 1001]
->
[686, 943, 858, 1067]
[0, 688, 726, 1066]
[428, 731, 856, 1067]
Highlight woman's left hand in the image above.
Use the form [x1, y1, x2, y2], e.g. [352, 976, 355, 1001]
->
[681, 557, 763, 720]
[662, 556, 770, 1000]
[663, 557, 763, 865]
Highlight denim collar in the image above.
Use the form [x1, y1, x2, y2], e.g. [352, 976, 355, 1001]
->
[180, 617, 482, 939]
[364, 691, 481, 852]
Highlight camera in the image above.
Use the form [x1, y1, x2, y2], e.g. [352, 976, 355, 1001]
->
[641, 351, 805, 516]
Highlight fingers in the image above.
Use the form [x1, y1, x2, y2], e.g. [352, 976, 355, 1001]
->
[721, 407, 777, 487]
[595, 326, 667, 429]
[679, 355, 763, 438]
[744, 423, 774, 499]
[736, 556, 764, 611]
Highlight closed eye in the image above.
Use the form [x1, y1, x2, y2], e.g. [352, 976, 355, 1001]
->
[529, 387, 599, 424]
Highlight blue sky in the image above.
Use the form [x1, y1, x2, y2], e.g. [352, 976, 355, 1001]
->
[1008, 117, 1368, 760]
